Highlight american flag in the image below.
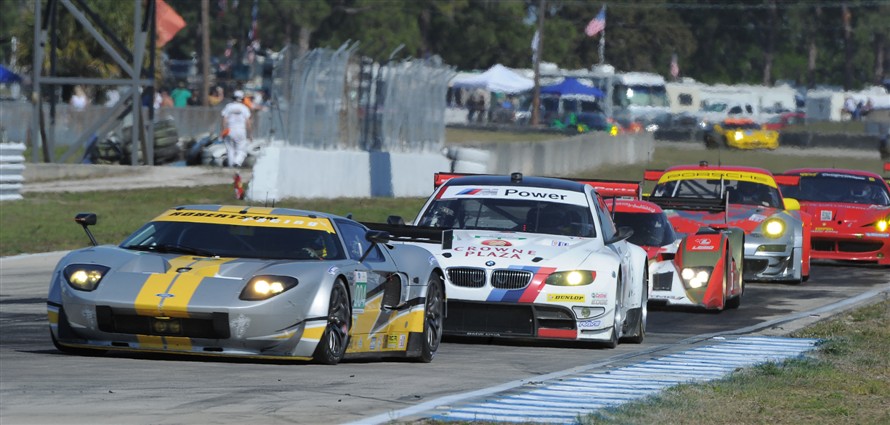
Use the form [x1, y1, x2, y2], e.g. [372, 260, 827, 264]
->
[585, 6, 606, 37]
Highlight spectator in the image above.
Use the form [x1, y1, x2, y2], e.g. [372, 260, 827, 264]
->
[220, 90, 252, 168]
[208, 86, 224, 106]
[70, 85, 88, 110]
[160, 89, 174, 108]
[843, 96, 857, 121]
[170, 82, 192, 108]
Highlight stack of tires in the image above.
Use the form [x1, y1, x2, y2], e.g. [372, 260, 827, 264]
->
[120, 117, 182, 165]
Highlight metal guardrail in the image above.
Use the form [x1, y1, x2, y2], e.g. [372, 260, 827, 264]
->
[0, 143, 25, 201]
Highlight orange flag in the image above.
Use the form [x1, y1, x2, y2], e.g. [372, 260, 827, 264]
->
[156, 0, 186, 47]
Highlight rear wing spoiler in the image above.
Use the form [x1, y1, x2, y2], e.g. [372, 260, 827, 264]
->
[884, 162, 890, 183]
[434, 172, 641, 198]
[644, 169, 665, 183]
[647, 195, 728, 214]
[773, 174, 801, 187]
[577, 179, 642, 199]
[362, 222, 450, 248]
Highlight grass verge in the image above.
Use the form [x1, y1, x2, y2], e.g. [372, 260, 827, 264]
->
[587, 299, 890, 425]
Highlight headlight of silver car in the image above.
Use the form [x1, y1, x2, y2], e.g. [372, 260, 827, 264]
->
[680, 267, 713, 289]
[762, 217, 786, 238]
[545, 270, 596, 286]
[63, 264, 110, 291]
[240, 275, 298, 301]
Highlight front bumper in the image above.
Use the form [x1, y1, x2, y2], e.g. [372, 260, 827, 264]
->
[443, 300, 615, 342]
[743, 238, 801, 282]
[810, 233, 890, 265]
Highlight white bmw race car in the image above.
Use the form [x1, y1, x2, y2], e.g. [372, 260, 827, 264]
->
[368, 172, 648, 347]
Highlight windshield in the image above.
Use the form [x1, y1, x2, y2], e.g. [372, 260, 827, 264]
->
[652, 178, 783, 208]
[613, 84, 669, 108]
[722, 122, 760, 130]
[780, 175, 890, 206]
[612, 212, 678, 247]
[701, 102, 728, 112]
[120, 221, 345, 260]
[417, 198, 596, 237]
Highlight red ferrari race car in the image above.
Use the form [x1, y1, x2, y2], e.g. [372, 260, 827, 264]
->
[645, 162, 812, 283]
[591, 180, 744, 310]
[776, 168, 890, 266]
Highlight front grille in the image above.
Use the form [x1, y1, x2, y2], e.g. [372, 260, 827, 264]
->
[490, 270, 532, 289]
[444, 301, 577, 336]
[812, 240, 835, 252]
[445, 301, 535, 336]
[652, 272, 673, 291]
[447, 267, 486, 288]
[744, 259, 769, 275]
[838, 241, 882, 253]
[96, 306, 230, 339]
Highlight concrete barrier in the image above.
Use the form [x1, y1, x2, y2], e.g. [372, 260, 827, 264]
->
[0, 143, 26, 201]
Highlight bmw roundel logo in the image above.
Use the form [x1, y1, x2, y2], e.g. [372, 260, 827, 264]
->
[485, 260, 496, 267]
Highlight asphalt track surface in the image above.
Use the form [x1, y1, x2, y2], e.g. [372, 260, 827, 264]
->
[1, 251, 887, 425]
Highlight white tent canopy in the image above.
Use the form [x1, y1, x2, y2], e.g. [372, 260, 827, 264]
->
[450, 64, 534, 94]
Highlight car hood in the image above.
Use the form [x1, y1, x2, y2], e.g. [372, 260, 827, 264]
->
[441, 230, 599, 269]
[666, 205, 782, 234]
[799, 202, 890, 224]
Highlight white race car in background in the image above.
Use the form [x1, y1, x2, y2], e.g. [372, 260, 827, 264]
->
[368, 172, 648, 348]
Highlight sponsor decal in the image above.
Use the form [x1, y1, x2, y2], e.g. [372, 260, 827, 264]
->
[482, 239, 512, 246]
[547, 293, 585, 303]
[661, 170, 777, 187]
[814, 227, 835, 233]
[866, 233, 890, 238]
[650, 294, 685, 300]
[820, 172, 866, 180]
[592, 292, 607, 299]
[428, 255, 436, 266]
[820, 210, 833, 221]
[454, 246, 536, 259]
[155, 210, 336, 233]
[387, 334, 399, 348]
[369, 336, 377, 350]
[399, 334, 406, 348]
[503, 188, 568, 201]
[466, 331, 502, 337]
[577, 319, 602, 329]
[690, 236, 719, 251]
[155, 293, 175, 298]
[749, 214, 767, 223]
[551, 240, 570, 247]
[327, 266, 338, 275]
[457, 188, 499, 196]
[591, 299, 609, 306]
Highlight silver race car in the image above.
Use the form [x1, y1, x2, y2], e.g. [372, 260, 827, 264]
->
[48, 205, 445, 364]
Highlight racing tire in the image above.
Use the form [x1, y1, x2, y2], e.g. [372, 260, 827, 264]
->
[415, 274, 445, 363]
[312, 280, 351, 365]
[704, 133, 718, 150]
[621, 270, 647, 344]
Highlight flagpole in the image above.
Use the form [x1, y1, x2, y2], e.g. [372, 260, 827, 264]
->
[598, 4, 606, 64]
[531, 0, 545, 127]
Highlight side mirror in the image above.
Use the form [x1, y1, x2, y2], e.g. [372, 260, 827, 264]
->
[605, 226, 634, 245]
[360, 230, 391, 262]
[386, 215, 405, 225]
[74, 213, 98, 246]
[783, 198, 801, 211]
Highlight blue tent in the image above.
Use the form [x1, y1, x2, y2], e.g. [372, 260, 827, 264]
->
[541, 77, 604, 98]
[0, 65, 22, 84]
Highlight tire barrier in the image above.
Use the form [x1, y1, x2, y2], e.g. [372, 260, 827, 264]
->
[0, 142, 25, 201]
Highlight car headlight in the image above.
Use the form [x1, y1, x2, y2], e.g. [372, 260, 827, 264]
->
[545, 270, 596, 286]
[680, 267, 712, 289]
[697, 120, 709, 129]
[63, 264, 110, 291]
[733, 131, 743, 141]
[762, 218, 786, 238]
[876, 218, 889, 232]
[239, 275, 298, 301]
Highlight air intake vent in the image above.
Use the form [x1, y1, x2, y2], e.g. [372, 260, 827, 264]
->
[490, 270, 533, 289]
[447, 267, 486, 288]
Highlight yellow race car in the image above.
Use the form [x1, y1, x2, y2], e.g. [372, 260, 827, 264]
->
[704, 119, 779, 150]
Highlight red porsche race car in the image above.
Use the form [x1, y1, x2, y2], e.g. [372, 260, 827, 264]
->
[591, 180, 744, 310]
[645, 162, 812, 283]
[776, 168, 890, 265]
